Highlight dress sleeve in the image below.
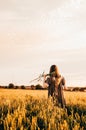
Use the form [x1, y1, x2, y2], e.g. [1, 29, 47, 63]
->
[61, 77, 66, 86]
[45, 77, 51, 85]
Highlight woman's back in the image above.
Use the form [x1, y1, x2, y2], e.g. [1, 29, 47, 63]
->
[45, 65, 66, 108]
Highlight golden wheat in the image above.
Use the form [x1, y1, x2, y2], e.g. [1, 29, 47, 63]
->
[0, 89, 86, 130]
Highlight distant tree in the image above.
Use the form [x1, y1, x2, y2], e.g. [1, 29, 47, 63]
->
[8, 83, 15, 89]
[35, 84, 43, 90]
[79, 87, 86, 92]
[20, 85, 26, 89]
[5, 86, 8, 89]
[14, 86, 19, 89]
[31, 85, 35, 90]
[73, 87, 79, 91]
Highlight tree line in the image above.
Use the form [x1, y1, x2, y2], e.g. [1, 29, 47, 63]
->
[0, 83, 86, 91]
[0, 83, 47, 90]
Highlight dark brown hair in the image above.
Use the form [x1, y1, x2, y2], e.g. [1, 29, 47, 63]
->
[49, 65, 60, 78]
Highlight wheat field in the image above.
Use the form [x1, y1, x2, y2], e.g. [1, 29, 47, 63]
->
[0, 89, 86, 130]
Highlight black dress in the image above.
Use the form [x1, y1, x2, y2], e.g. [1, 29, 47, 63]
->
[46, 75, 66, 108]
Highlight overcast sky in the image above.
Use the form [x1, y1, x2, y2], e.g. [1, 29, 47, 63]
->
[0, 0, 86, 86]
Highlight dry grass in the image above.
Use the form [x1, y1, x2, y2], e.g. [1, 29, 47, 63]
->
[0, 89, 86, 105]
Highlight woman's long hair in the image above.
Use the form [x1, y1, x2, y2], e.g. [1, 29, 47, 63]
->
[49, 65, 60, 78]
[49, 65, 62, 86]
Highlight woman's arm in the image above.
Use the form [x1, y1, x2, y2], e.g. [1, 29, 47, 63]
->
[62, 77, 67, 90]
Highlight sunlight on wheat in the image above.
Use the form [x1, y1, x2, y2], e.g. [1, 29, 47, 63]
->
[0, 89, 86, 130]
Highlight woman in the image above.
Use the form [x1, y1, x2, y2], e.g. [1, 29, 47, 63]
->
[43, 65, 67, 108]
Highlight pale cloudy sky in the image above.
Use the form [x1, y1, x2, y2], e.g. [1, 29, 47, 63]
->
[0, 0, 86, 86]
